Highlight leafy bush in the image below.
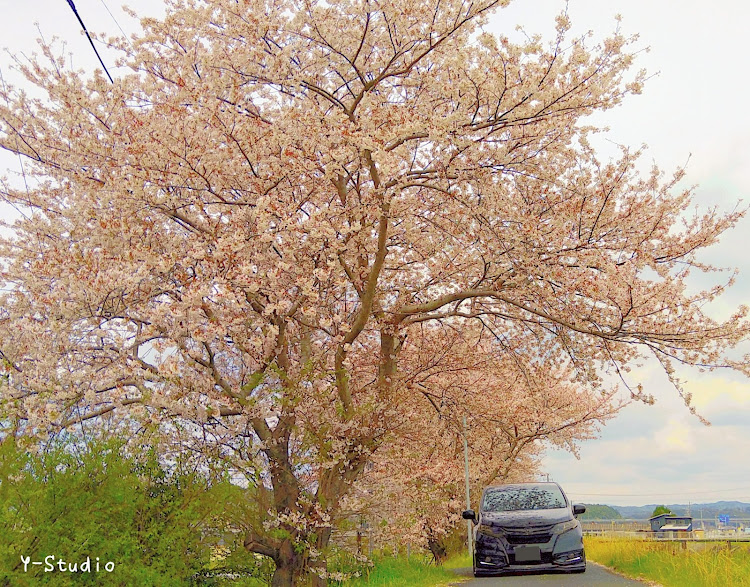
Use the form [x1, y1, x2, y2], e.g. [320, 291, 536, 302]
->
[0, 435, 244, 585]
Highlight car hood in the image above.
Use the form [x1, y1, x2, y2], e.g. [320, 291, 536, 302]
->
[481, 508, 573, 528]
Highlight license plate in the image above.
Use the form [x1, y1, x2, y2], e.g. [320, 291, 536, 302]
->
[514, 545, 541, 562]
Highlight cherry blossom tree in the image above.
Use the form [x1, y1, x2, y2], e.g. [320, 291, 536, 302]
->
[1, 0, 748, 584]
[345, 326, 621, 561]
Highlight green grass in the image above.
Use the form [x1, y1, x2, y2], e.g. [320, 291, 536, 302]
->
[339, 554, 468, 586]
[442, 551, 472, 570]
[585, 536, 750, 587]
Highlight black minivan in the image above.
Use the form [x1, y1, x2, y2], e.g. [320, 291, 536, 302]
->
[462, 482, 586, 577]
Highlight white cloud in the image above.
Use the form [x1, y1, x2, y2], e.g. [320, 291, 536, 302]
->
[688, 377, 750, 411]
[656, 417, 695, 454]
[541, 365, 750, 506]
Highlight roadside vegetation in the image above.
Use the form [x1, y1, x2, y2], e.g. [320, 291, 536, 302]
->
[585, 536, 750, 587]
[0, 431, 475, 586]
[0, 436, 269, 586]
[334, 552, 470, 586]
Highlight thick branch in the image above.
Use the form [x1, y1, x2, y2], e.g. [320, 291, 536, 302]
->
[244, 529, 279, 559]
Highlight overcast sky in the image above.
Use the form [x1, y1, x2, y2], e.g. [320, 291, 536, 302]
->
[500, 0, 750, 508]
[1, 0, 749, 508]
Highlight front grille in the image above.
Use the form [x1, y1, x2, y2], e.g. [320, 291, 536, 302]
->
[505, 533, 552, 544]
[499, 523, 556, 533]
[509, 552, 553, 565]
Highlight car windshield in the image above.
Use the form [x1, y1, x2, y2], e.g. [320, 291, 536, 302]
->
[482, 486, 567, 512]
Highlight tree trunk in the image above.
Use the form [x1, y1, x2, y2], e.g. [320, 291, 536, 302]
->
[271, 539, 305, 587]
[270, 541, 332, 587]
[309, 564, 327, 587]
[427, 537, 448, 564]
[309, 526, 333, 587]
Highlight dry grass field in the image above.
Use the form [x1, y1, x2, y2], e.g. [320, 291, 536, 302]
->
[585, 536, 750, 587]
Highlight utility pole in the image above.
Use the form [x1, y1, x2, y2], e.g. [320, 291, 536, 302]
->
[463, 415, 473, 559]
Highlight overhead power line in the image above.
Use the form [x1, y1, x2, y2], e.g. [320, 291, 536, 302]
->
[97, 0, 129, 41]
[64, 0, 113, 83]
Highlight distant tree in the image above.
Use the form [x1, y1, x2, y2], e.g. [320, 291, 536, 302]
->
[651, 505, 673, 517]
[578, 504, 623, 520]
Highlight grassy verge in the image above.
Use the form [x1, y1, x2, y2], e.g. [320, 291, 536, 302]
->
[338, 552, 470, 586]
[585, 536, 750, 587]
[442, 551, 472, 570]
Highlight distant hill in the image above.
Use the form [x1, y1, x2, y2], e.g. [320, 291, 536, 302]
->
[579, 504, 622, 520]
[610, 501, 750, 520]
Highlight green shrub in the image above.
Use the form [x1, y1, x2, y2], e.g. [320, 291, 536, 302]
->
[0, 435, 240, 585]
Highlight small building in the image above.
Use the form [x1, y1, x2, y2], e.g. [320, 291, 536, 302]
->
[649, 514, 692, 533]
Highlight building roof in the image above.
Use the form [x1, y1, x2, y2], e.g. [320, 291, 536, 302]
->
[660, 523, 692, 531]
[649, 514, 692, 522]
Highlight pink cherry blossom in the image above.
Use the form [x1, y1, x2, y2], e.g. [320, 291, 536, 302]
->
[1, 0, 748, 584]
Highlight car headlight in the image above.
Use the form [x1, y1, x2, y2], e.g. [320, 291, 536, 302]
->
[476, 523, 499, 538]
[552, 519, 579, 534]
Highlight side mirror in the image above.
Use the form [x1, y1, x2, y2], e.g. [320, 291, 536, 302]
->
[462, 509, 477, 522]
[573, 504, 586, 516]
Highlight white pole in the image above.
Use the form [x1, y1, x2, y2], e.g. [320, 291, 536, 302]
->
[463, 415, 473, 559]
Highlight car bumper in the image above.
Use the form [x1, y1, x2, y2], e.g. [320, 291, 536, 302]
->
[474, 560, 586, 576]
[473, 532, 585, 576]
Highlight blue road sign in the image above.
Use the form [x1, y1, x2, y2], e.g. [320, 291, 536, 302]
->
[718, 515, 730, 525]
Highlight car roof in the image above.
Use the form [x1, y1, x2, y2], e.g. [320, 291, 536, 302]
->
[482, 482, 564, 491]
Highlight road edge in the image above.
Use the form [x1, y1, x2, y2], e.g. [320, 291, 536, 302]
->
[589, 561, 664, 587]
[447, 563, 663, 586]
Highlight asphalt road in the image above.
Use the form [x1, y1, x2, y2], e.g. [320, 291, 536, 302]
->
[449, 563, 653, 586]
